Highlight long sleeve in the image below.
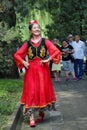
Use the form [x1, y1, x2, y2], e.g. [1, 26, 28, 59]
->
[45, 39, 61, 64]
[14, 42, 28, 69]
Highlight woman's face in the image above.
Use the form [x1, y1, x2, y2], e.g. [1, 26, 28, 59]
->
[30, 23, 40, 36]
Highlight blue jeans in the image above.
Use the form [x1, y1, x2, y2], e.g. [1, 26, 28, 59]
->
[74, 59, 83, 78]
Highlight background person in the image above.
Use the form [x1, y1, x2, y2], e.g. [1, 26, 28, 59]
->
[52, 38, 62, 82]
[68, 34, 75, 63]
[71, 35, 85, 79]
[84, 40, 87, 75]
[61, 39, 78, 81]
[68, 34, 74, 46]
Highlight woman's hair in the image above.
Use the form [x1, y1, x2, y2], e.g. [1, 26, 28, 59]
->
[28, 24, 33, 30]
[28, 24, 34, 38]
[61, 39, 68, 43]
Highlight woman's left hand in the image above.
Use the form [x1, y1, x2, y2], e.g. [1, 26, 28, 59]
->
[41, 59, 50, 63]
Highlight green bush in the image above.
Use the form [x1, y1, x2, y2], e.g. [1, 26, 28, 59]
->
[0, 26, 20, 78]
[0, 79, 23, 130]
[0, 79, 23, 115]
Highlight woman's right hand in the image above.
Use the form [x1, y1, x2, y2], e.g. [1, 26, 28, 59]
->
[22, 61, 30, 69]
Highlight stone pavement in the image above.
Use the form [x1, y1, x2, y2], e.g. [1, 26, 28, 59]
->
[16, 72, 87, 130]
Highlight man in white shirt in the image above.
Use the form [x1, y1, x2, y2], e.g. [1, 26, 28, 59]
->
[84, 41, 87, 75]
[72, 35, 85, 79]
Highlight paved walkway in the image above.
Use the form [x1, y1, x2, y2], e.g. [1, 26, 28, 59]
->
[16, 72, 87, 130]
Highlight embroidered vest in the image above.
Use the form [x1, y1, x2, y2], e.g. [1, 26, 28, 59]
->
[27, 38, 47, 60]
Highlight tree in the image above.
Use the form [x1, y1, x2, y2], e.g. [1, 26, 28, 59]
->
[1, 0, 87, 78]
[0, 0, 19, 78]
[45, 0, 87, 40]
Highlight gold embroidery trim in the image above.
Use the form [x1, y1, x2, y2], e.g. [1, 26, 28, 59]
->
[21, 101, 56, 109]
[40, 45, 46, 58]
[28, 46, 34, 59]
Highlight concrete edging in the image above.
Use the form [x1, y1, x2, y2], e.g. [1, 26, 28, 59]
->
[6, 104, 23, 130]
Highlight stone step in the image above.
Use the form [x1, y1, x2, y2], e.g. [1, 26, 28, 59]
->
[16, 104, 63, 130]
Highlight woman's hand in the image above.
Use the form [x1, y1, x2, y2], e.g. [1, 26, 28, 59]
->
[41, 57, 51, 63]
[22, 61, 30, 69]
[41, 59, 49, 63]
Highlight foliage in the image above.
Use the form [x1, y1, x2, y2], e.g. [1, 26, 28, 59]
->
[0, 114, 8, 130]
[0, 0, 16, 27]
[0, 0, 87, 78]
[0, 79, 23, 129]
[45, 0, 87, 40]
[0, 25, 18, 42]
[0, 25, 19, 78]
[15, 14, 29, 42]
[0, 0, 19, 78]
[15, 0, 52, 41]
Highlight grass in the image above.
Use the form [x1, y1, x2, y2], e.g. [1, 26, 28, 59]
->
[0, 79, 23, 130]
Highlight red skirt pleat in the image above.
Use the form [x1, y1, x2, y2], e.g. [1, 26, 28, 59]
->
[21, 58, 56, 109]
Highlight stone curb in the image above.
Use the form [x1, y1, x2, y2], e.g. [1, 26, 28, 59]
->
[5, 104, 23, 130]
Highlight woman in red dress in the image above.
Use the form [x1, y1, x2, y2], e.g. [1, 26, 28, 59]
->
[14, 20, 61, 127]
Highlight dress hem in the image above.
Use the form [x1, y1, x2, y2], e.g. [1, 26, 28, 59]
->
[21, 101, 56, 109]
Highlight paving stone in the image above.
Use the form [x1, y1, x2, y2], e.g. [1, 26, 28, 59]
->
[52, 121, 79, 130]
[77, 120, 87, 130]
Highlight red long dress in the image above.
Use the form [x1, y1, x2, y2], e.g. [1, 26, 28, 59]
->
[14, 39, 61, 109]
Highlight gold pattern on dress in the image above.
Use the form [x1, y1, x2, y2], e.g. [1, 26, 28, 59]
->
[28, 47, 34, 59]
[40, 45, 46, 58]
